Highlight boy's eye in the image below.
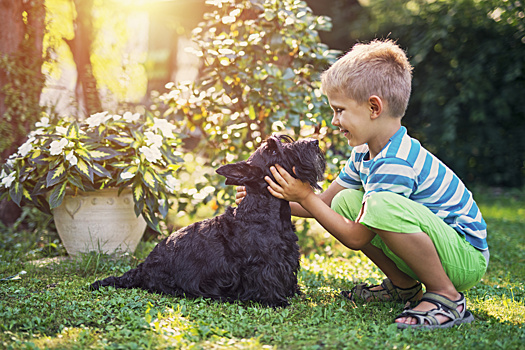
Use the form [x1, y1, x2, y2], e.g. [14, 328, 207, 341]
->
[334, 108, 343, 114]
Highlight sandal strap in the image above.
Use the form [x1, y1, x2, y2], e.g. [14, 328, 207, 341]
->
[395, 292, 468, 328]
[383, 278, 422, 303]
[421, 292, 465, 319]
[342, 278, 421, 303]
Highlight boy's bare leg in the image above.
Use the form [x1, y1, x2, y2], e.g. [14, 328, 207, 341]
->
[372, 229, 462, 325]
[360, 243, 421, 291]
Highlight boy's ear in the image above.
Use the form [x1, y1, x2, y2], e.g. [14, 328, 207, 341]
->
[368, 95, 383, 119]
[216, 161, 264, 186]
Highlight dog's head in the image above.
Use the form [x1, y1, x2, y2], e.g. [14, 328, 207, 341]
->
[216, 134, 326, 195]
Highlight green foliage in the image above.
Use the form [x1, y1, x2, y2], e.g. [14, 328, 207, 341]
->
[0, 111, 184, 231]
[362, 0, 525, 187]
[159, 0, 346, 215]
[0, 189, 524, 349]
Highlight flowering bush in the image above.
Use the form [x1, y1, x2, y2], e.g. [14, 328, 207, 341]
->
[0, 111, 184, 231]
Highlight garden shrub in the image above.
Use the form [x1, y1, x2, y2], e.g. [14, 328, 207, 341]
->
[159, 0, 348, 218]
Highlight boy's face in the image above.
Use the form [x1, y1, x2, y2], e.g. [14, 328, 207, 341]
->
[328, 93, 374, 148]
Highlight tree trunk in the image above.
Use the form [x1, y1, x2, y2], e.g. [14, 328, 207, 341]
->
[0, 0, 25, 93]
[0, 0, 24, 159]
[66, 0, 103, 117]
[0, 0, 46, 226]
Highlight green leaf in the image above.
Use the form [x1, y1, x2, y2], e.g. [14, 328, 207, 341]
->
[9, 182, 23, 206]
[248, 105, 256, 120]
[158, 193, 169, 218]
[117, 165, 138, 185]
[33, 195, 52, 215]
[106, 134, 134, 146]
[142, 170, 157, 190]
[67, 173, 86, 191]
[46, 163, 66, 187]
[132, 182, 145, 204]
[282, 68, 295, 80]
[22, 187, 32, 202]
[31, 153, 55, 165]
[32, 177, 49, 195]
[48, 182, 67, 209]
[29, 149, 42, 161]
[66, 122, 80, 139]
[110, 161, 130, 169]
[92, 163, 112, 178]
[75, 147, 91, 162]
[132, 182, 145, 217]
[143, 209, 160, 232]
[88, 148, 118, 161]
[145, 192, 157, 215]
[75, 158, 94, 183]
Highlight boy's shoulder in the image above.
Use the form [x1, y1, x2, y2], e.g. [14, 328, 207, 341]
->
[376, 127, 430, 165]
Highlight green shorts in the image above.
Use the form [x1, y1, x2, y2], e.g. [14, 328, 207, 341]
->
[331, 189, 487, 291]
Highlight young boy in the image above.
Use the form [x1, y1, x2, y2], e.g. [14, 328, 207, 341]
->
[237, 39, 488, 329]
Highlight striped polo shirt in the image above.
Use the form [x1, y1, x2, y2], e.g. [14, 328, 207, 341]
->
[336, 126, 488, 253]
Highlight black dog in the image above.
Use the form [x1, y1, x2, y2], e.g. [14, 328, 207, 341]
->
[90, 135, 325, 307]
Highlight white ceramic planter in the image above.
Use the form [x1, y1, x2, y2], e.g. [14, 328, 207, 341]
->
[53, 188, 147, 256]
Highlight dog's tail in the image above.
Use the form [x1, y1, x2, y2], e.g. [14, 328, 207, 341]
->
[89, 263, 145, 291]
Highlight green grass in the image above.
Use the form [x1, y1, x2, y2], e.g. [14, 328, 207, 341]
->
[1, 189, 524, 349]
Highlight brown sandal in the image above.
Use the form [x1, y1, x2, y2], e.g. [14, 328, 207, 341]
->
[340, 278, 422, 303]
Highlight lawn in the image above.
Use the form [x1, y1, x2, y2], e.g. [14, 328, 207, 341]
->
[0, 188, 524, 349]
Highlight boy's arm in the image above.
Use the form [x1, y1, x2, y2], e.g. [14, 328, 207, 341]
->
[289, 180, 346, 217]
[267, 165, 375, 250]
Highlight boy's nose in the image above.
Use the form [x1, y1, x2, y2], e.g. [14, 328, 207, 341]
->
[331, 114, 339, 126]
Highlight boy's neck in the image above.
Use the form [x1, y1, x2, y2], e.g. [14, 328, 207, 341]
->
[368, 121, 402, 159]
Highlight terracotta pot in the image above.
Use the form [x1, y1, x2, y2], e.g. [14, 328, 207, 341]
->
[53, 188, 146, 256]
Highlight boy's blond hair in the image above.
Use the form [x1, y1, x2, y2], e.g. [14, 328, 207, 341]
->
[321, 39, 413, 118]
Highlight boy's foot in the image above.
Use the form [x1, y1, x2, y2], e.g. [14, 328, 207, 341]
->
[395, 292, 474, 329]
[340, 278, 422, 303]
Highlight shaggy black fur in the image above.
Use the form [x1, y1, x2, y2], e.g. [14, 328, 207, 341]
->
[90, 135, 325, 307]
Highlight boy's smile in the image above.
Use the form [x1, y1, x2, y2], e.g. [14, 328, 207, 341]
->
[328, 93, 375, 148]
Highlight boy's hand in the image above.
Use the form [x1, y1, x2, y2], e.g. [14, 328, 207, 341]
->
[265, 164, 314, 203]
[235, 186, 246, 206]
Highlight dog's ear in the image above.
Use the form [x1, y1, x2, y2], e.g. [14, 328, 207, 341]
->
[216, 161, 264, 185]
[266, 136, 280, 154]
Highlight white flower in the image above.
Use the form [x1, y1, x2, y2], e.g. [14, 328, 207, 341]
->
[111, 114, 122, 121]
[144, 131, 163, 148]
[123, 111, 140, 123]
[86, 111, 109, 128]
[139, 145, 162, 163]
[158, 198, 166, 207]
[165, 174, 179, 193]
[18, 138, 34, 157]
[152, 118, 176, 139]
[49, 138, 68, 155]
[35, 117, 50, 128]
[66, 151, 78, 166]
[56, 126, 68, 135]
[6, 156, 16, 167]
[1, 172, 16, 188]
[221, 15, 236, 24]
[120, 171, 135, 180]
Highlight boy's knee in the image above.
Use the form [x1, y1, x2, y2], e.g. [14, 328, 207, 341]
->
[331, 189, 363, 220]
[364, 191, 405, 217]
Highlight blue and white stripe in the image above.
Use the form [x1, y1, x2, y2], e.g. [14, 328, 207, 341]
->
[336, 126, 488, 251]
